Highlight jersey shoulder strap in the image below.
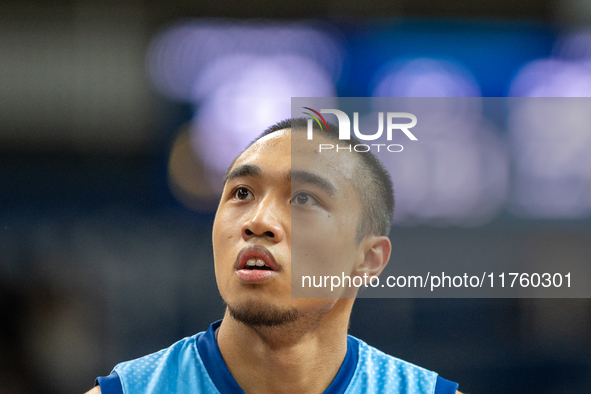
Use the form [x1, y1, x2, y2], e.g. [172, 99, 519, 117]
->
[110, 332, 219, 394]
[345, 336, 458, 394]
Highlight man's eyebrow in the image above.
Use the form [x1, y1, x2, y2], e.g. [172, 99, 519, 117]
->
[290, 170, 336, 196]
[223, 164, 262, 184]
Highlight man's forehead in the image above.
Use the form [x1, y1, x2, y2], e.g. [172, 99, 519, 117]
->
[231, 128, 291, 167]
[247, 128, 291, 153]
[228, 127, 358, 183]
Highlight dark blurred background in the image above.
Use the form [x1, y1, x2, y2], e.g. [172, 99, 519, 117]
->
[2, 1, 591, 393]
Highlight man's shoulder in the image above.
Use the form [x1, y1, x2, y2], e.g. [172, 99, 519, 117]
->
[115, 332, 202, 371]
[347, 335, 440, 394]
[112, 332, 217, 393]
[349, 335, 437, 376]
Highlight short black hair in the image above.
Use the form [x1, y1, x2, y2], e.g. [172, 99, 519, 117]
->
[253, 118, 395, 244]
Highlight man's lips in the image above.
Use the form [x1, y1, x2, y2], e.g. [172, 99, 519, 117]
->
[235, 244, 280, 271]
[234, 245, 280, 283]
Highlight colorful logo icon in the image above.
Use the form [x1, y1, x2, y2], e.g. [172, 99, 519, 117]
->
[302, 107, 328, 131]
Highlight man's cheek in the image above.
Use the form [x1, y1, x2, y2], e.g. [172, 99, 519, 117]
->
[293, 242, 334, 275]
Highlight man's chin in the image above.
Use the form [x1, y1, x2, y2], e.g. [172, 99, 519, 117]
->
[226, 300, 299, 327]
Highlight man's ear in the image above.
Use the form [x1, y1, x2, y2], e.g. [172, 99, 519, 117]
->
[353, 235, 391, 278]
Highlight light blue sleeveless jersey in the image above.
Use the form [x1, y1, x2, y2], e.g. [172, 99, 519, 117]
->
[97, 321, 458, 394]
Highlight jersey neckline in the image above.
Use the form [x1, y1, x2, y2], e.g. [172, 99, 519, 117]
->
[196, 320, 359, 394]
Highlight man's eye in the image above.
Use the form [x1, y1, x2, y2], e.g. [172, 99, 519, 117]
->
[292, 192, 316, 206]
[234, 187, 253, 200]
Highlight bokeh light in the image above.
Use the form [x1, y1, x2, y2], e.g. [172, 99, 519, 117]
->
[168, 126, 219, 211]
[152, 19, 343, 204]
[509, 59, 591, 97]
[147, 19, 343, 103]
[376, 115, 508, 226]
[371, 58, 482, 98]
[192, 54, 336, 191]
[369, 61, 506, 226]
[508, 98, 591, 218]
[507, 30, 591, 218]
[509, 29, 591, 97]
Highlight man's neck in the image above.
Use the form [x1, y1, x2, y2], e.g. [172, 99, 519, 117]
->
[216, 301, 353, 394]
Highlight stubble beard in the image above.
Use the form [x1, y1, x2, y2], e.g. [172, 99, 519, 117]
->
[226, 300, 299, 327]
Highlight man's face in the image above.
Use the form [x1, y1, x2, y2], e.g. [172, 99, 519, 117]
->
[212, 129, 364, 326]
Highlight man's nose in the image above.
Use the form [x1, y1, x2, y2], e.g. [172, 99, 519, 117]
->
[241, 196, 285, 243]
